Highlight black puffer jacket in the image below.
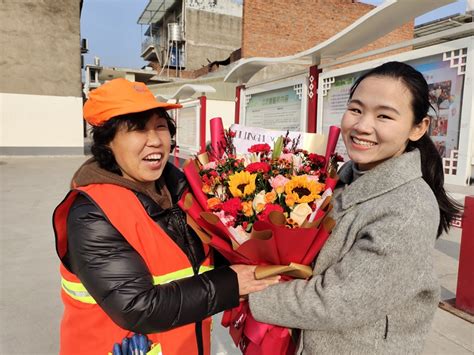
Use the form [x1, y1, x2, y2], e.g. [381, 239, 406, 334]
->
[61, 162, 239, 338]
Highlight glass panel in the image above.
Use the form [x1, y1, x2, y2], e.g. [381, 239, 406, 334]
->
[245, 86, 302, 131]
[410, 53, 465, 162]
[176, 105, 199, 149]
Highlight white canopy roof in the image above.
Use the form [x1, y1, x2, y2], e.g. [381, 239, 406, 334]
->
[155, 84, 216, 103]
[224, 0, 456, 83]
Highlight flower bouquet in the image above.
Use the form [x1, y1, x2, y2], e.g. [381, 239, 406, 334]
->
[178, 119, 341, 355]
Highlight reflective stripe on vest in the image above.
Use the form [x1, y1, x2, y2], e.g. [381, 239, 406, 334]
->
[148, 343, 162, 355]
[61, 265, 214, 304]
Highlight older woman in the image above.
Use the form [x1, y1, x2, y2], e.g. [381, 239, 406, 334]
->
[53, 79, 277, 355]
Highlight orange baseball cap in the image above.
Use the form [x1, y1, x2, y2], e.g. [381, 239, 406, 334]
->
[83, 78, 182, 126]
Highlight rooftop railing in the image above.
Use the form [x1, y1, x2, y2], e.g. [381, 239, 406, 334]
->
[141, 36, 161, 53]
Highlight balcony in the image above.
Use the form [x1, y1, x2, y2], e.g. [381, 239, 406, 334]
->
[141, 36, 160, 61]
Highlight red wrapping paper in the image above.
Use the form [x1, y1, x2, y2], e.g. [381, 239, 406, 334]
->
[324, 126, 341, 172]
[210, 117, 226, 160]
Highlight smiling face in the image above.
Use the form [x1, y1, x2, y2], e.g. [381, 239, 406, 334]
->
[341, 76, 429, 171]
[108, 113, 171, 183]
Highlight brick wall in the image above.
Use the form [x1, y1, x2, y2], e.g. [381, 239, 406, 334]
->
[242, 0, 413, 60]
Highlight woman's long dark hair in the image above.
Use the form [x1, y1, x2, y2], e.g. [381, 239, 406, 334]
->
[90, 108, 176, 176]
[349, 61, 462, 238]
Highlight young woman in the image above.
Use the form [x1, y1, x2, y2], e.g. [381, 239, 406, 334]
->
[248, 62, 461, 354]
[52, 78, 278, 355]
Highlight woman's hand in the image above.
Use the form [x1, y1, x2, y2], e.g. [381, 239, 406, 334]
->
[230, 265, 280, 296]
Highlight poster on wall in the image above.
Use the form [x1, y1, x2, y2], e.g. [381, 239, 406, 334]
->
[245, 86, 303, 131]
[321, 52, 465, 165]
[411, 53, 465, 161]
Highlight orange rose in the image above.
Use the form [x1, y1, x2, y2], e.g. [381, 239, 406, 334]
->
[264, 191, 277, 204]
[241, 201, 254, 217]
[207, 197, 222, 210]
[285, 194, 296, 208]
[202, 183, 212, 194]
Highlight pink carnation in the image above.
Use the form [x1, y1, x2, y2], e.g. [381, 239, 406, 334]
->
[269, 175, 289, 191]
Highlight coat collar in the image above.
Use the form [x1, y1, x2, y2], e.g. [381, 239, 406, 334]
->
[337, 149, 422, 210]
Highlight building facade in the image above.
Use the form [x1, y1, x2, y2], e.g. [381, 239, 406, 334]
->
[138, 0, 242, 75]
[242, 0, 413, 59]
[0, 0, 83, 155]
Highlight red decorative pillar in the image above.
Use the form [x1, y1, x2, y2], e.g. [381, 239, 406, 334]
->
[455, 195, 474, 314]
[234, 85, 244, 124]
[307, 65, 321, 133]
[199, 95, 207, 153]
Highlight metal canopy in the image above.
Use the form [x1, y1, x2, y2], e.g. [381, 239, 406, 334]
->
[137, 0, 179, 25]
[155, 84, 217, 103]
[414, 13, 471, 37]
[224, 0, 457, 83]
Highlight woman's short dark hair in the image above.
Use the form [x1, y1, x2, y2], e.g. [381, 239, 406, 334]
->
[349, 61, 461, 238]
[90, 108, 176, 175]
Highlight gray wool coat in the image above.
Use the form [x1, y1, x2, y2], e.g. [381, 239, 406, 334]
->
[249, 150, 440, 354]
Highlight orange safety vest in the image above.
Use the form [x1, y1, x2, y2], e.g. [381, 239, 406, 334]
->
[53, 184, 213, 355]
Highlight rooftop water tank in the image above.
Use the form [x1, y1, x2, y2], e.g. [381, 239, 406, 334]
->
[168, 22, 183, 42]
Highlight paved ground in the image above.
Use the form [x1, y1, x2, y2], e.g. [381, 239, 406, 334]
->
[0, 156, 473, 354]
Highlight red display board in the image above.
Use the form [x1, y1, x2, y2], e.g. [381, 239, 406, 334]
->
[456, 196, 474, 315]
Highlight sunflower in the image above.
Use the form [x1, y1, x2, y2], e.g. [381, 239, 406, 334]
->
[228, 171, 257, 198]
[284, 175, 324, 204]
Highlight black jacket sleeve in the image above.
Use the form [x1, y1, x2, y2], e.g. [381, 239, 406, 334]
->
[64, 194, 239, 334]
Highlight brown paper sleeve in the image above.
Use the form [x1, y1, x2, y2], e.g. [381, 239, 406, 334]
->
[268, 211, 286, 226]
[322, 216, 336, 232]
[255, 262, 313, 279]
[197, 152, 210, 165]
[249, 228, 273, 241]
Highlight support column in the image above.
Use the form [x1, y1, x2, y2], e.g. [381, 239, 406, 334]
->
[307, 65, 321, 133]
[234, 85, 244, 124]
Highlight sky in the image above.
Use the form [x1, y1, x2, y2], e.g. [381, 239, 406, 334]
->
[80, 0, 469, 69]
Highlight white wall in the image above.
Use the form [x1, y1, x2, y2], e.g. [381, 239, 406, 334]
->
[0, 93, 84, 153]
